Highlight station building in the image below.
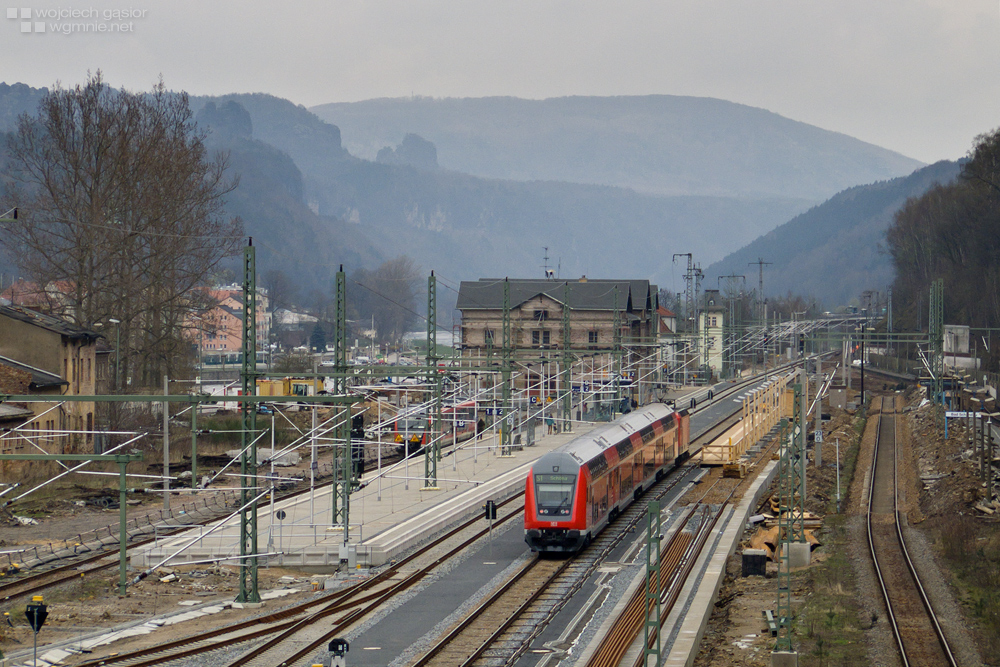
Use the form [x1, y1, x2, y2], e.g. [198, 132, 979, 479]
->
[456, 277, 659, 411]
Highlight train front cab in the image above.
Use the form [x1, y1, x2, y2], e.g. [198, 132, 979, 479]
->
[525, 452, 588, 553]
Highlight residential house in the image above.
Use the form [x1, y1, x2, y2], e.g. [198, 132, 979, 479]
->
[0, 305, 102, 452]
[272, 308, 319, 351]
[191, 285, 271, 363]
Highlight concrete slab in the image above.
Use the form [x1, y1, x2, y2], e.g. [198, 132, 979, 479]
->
[787, 542, 811, 568]
[771, 651, 799, 667]
[38, 649, 71, 665]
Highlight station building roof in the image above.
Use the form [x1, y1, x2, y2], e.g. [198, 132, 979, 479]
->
[456, 278, 657, 313]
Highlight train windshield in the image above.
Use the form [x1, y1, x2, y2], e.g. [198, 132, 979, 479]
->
[399, 417, 426, 432]
[534, 473, 576, 516]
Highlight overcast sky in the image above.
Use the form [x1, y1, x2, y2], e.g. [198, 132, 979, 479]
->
[2, 0, 998, 163]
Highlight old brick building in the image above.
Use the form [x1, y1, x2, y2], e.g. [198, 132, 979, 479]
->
[456, 278, 658, 403]
[0, 305, 102, 451]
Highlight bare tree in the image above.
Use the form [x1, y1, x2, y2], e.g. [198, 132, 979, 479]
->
[887, 127, 1000, 336]
[348, 256, 421, 345]
[1, 72, 242, 386]
[262, 269, 298, 315]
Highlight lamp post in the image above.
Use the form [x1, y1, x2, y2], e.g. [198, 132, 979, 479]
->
[108, 319, 121, 390]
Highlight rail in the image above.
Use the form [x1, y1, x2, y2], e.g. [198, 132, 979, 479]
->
[866, 396, 957, 667]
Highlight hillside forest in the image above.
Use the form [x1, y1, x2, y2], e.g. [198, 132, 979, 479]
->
[886, 129, 1000, 344]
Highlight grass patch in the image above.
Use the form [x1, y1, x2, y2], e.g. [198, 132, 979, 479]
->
[932, 515, 1000, 654]
[792, 515, 869, 666]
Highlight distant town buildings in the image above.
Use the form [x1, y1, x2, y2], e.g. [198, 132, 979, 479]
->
[191, 285, 271, 363]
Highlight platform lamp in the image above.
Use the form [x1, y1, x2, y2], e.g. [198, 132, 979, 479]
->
[109, 318, 121, 390]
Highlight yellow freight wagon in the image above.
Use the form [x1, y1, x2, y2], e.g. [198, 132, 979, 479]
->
[256, 377, 324, 397]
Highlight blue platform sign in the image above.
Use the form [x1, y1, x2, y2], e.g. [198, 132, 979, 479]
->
[530, 396, 539, 405]
[486, 408, 505, 416]
[583, 382, 591, 392]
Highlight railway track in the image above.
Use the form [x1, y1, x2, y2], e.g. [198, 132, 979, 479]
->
[411, 556, 567, 667]
[402, 366, 806, 667]
[867, 396, 958, 667]
[69, 492, 525, 667]
[29, 368, 804, 667]
[409, 455, 702, 667]
[582, 410, 793, 667]
[0, 452, 402, 608]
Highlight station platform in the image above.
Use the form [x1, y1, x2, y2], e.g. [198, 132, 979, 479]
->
[131, 423, 596, 571]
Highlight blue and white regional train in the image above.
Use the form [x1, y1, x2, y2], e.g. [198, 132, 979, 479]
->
[524, 403, 691, 553]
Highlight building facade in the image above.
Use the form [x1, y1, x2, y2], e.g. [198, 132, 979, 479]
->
[190, 286, 272, 363]
[0, 305, 102, 452]
[456, 278, 658, 408]
[698, 289, 726, 376]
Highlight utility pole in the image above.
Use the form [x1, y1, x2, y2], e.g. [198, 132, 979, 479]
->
[643, 501, 662, 667]
[562, 281, 573, 433]
[719, 274, 745, 379]
[613, 284, 623, 415]
[749, 258, 771, 326]
[163, 375, 170, 510]
[237, 239, 260, 604]
[109, 318, 121, 390]
[425, 271, 441, 488]
[887, 287, 893, 334]
[333, 265, 350, 545]
[930, 279, 945, 415]
[501, 279, 513, 456]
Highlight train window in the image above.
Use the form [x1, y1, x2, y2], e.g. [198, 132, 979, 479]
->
[535, 474, 576, 516]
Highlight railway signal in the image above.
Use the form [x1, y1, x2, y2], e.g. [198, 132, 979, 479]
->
[25, 595, 48, 666]
[327, 637, 349, 667]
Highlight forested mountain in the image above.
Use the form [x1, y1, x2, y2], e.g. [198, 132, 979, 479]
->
[706, 160, 961, 308]
[188, 91, 811, 288]
[886, 130, 1000, 334]
[0, 83, 46, 132]
[3, 82, 929, 302]
[311, 95, 924, 201]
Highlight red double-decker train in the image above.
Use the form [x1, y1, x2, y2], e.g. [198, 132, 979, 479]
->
[524, 403, 690, 553]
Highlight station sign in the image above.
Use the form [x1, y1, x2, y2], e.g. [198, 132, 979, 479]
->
[946, 411, 982, 419]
